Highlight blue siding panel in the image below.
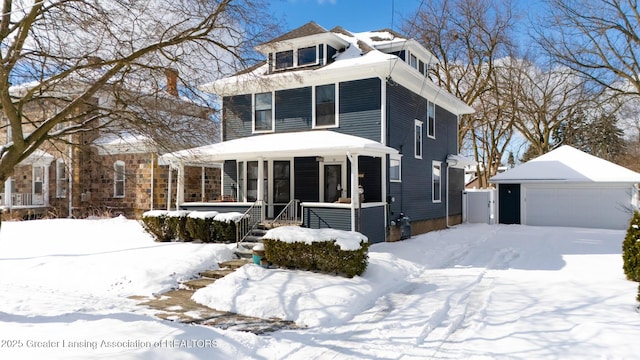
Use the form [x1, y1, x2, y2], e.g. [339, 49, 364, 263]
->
[303, 207, 351, 231]
[337, 78, 382, 142]
[356, 206, 386, 244]
[275, 87, 312, 132]
[223, 95, 252, 141]
[386, 82, 460, 224]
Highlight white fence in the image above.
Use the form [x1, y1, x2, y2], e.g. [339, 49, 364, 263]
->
[462, 189, 496, 225]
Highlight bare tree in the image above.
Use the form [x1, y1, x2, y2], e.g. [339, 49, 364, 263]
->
[404, 0, 520, 182]
[536, 0, 640, 97]
[0, 0, 278, 184]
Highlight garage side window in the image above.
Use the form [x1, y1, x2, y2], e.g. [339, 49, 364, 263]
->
[114, 160, 125, 198]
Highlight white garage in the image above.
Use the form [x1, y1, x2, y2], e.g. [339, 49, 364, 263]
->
[490, 145, 640, 230]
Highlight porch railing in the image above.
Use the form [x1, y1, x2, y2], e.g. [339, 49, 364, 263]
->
[1, 193, 44, 207]
[270, 199, 301, 227]
[236, 200, 264, 246]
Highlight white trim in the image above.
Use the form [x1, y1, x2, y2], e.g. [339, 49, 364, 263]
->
[113, 160, 125, 198]
[432, 160, 442, 203]
[252, 92, 275, 133]
[427, 101, 436, 139]
[414, 119, 423, 159]
[389, 154, 402, 182]
[312, 83, 339, 129]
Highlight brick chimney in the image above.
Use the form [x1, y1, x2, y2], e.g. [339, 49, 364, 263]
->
[165, 68, 178, 96]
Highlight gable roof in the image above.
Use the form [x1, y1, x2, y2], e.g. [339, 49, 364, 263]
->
[490, 145, 640, 184]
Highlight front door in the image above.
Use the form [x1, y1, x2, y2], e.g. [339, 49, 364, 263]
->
[324, 164, 342, 203]
[498, 184, 521, 224]
[273, 161, 291, 217]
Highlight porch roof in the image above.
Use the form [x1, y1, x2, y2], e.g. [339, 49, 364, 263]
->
[160, 130, 399, 165]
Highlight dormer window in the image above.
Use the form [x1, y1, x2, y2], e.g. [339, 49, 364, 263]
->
[275, 50, 294, 69]
[298, 46, 317, 66]
[273, 45, 320, 71]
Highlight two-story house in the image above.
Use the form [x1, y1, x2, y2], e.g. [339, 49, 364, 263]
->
[161, 22, 474, 243]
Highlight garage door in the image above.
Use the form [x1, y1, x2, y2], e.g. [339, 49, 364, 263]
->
[524, 184, 632, 229]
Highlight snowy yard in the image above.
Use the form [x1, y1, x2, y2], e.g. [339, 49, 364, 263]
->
[0, 217, 639, 359]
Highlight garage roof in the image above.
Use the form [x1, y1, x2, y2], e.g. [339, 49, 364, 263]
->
[490, 145, 640, 184]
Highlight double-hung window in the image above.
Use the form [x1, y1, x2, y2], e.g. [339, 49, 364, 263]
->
[254, 92, 273, 132]
[315, 84, 336, 127]
[56, 159, 67, 198]
[432, 161, 442, 203]
[114, 160, 125, 198]
[414, 120, 423, 159]
[427, 101, 436, 138]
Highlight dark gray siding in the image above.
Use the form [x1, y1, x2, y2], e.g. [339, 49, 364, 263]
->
[275, 87, 312, 132]
[303, 207, 351, 231]
[356, 206, 386, 244]
[337, 78, 382, 142]
[294, 157, 319, 202]
[223, 95, 252, 141]
[386, 82, 459, 224]
[223, 160, 237, 199]
[448, 168, 464, 215]
[359, 156, 382, 203]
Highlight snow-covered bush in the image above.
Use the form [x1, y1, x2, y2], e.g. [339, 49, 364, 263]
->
[141, 210, 171, 242]
[186, 211, 219, 242]
[262, 227, 369, 278]
[166, 211, 191, 242]
[212, 212, 246, 243]
[622, 211, 640, 282]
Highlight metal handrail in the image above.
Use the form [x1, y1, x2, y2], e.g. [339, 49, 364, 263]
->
[236, 200, 264, 246]
[270, 199, 301, 227]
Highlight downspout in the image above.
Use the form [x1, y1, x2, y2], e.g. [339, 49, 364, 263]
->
[167, 164, 172, 211]
[68, 146, 73, 218]
[150, 154, 154, 211]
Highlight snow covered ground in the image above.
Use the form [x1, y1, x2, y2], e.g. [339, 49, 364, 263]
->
[1, 217, 638, 359]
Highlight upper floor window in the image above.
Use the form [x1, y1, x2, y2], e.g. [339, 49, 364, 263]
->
[56, 159, 67, 198]
[427, 101, 435, 138]
[298, 46, 317, 66]
[254, 92, 274, 132]
[414, 119, 423, 159]
[432, 161, 442, 203]
[275, 50, 294, 69]
[315, 84, 337, 128]
[114, 160, 125, 198]
[410, 54, 418, 69]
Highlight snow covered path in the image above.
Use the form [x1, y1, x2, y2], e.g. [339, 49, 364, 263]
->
[1, 219, 639, 359]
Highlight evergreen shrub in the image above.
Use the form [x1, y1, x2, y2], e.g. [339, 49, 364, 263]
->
[186, 212, 218, 243]
[622, 211, 640, 282]
[141, 211, 172, 242]
[166, 211, 191, 242]
[263, 238, 369, 278]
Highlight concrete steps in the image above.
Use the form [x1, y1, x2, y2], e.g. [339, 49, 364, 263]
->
[131, 258, 297, 334]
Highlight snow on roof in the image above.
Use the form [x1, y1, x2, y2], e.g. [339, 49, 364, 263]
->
[201, 22, 473, 116]
[161, 130, 399, 164]
[490, 145, 640, 183]
[263, 226, 368, 251]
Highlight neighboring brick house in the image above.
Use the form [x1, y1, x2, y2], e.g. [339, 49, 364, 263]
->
[162, 22, 475, 243]
[1, 73, 221, 220]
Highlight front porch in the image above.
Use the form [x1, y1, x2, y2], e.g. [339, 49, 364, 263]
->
[161, 131, 398, 244]
[1, 150, 54, 217]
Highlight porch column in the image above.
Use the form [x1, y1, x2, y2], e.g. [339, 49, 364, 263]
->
[43, 163, 50, 207]
[348, 153, 359, 231]
[201, 166, 206, 202]
[167, 166, 172, 210]
[4, 178, 11, 208]
[257, 157, 265, 203]
[176, 163, 185, 209]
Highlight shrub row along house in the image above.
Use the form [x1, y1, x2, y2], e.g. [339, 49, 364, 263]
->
[1, 70, 220, 220]
[161, 22, 475, 243]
